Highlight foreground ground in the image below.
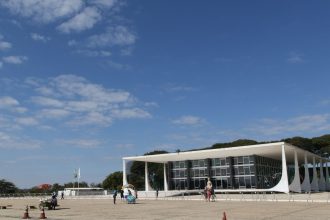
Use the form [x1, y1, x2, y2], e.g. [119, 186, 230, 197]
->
[0, 197, 329, 220]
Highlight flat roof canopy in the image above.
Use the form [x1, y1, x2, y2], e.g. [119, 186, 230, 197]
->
[123, 142, 330, 164]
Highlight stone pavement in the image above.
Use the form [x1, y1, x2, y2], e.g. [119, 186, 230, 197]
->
[1, 195, 330, 220]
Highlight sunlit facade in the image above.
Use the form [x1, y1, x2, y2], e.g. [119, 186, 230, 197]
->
[123, 142, 330, 193]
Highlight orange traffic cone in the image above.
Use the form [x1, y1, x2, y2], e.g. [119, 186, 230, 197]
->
[39, 208, 47, 219]
[22, 205, 30, 219]
[222, 211, 227, 220]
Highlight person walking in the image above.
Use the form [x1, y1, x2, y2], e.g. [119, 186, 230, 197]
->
[120, 189, 124, 200]
[113, 189, 118, 204]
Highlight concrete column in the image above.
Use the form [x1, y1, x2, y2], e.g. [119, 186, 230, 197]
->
[164, 163, 168, 191]
[270, 143, 289, 193]
[310, 157, 319, 192]
[325, 162, 330, 191]
[318, 160, 326, 191]
[123, 159, 128, 185]
[289, 150, 301, 192]
[145, 161, 149, 191]
[301, 153, 311, 192]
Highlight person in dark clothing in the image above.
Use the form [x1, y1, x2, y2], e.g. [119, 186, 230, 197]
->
[113, 190, 117, 204]
[120, 189, 124, 200]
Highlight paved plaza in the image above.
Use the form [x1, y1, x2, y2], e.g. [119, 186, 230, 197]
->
[0, 195, 330, 220]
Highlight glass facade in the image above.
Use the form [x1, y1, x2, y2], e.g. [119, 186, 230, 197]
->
[168, 155, 282, 190]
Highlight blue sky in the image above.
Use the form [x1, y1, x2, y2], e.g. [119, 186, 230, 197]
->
[0, 0, 330, 188]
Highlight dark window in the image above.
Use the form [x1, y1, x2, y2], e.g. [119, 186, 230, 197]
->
[243, 156, 249, 164]
[239, 166, 244, 175]
[220, 158, 226, 166]
[238, 157, 243, 164]
[244, 166, 250, 175]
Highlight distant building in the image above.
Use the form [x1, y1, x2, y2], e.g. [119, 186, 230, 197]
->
[123, 142, 330, 193]
[62, 187, 106, 196]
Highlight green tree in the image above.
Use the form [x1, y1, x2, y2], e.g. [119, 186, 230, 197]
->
[64, 181, 89, 188]
[52, 183, 64, 192]
[0, 179, 18, 194]
[211, 139, 258, 149]
[282, 136, 313, 152]
[102, 171, 123, 190]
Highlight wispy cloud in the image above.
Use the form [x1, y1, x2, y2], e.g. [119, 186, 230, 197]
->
[2, 55, 28, 64]
[287, 52, 304, 63]
[27, 74, 151, 127]
[172, 115, 205, 126]
[57, 7, 101, 33]
[88, 26, 136, 48]
[0, 96, 26, 113]
[112, 108, 151, 119]
[0, 131, 41, 149]
[164, 83, 196, 93]
[0, 0, 84, 24]
[15, 117, 39, 126]
[75, 49, 111, 57]
[0, 96, 19, 107]
[0, 34, 12, 50]
[248, 114, 330, 136]
[30, 33, 50, 42]
[61, 139, 103, 149]
[91, 0, 118, 8]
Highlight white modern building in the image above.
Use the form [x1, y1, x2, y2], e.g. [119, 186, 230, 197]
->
[123, 142, 330, 193]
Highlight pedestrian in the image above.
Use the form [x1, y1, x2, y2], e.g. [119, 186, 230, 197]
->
[156, 188, 159, 199]
[120, 189, 124, 200]
[113, 189, 117, 204]
[61, 191, 64, 200]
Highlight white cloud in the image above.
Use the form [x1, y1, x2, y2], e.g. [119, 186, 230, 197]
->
[31, 96, 64, 108]
[115, 143, 134, 149]
[90, 0, 117, 8]
[68, 40, 78, 46]
[0, 131, 41, 149]
[248, 114, 330, 136]
[0, 40, 12, 50]
[3, 56, 28, 64]
[111, 108, 151, 119]
[164, 83, 196, 93]
[172, 115, 205, 126]
[0, 0, 84, 24]
[15, 117, 39, 126]
[120, 47, 133, 56]
[75, 49, 111, 57]
[28, 74, 150, 127]
[0, 34, 12, 50]
[62, 139, 102, 149]
[30, 33, 50, 42]
[107, 60, 130, 70]
[39, 109, 71, 119]
[88, 25, 136, 48]
[57, 7, 101, 33]
[0, 96, 19, 107]
[144, 102, 159, 108]
[68, 111, 113, 127]
[0, 96, 26, 113]
[287, 52, 304, 63]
